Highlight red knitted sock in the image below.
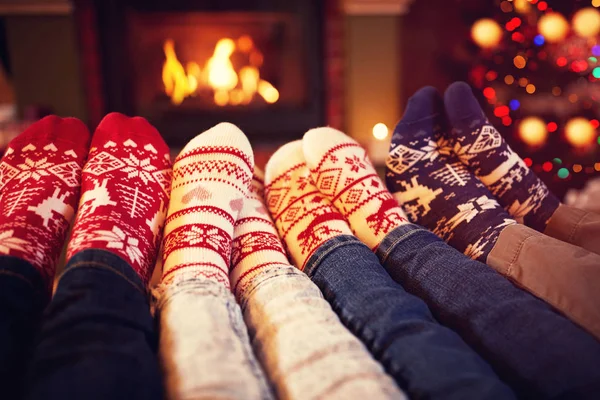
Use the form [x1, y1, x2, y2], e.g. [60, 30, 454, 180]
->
[0, 116, 90, 288]
[66, 113, 172, 284]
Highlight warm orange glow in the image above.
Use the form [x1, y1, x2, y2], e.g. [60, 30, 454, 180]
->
[162, 36, 279, 106]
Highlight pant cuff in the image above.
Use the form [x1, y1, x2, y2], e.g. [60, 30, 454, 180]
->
[487, 224, 538, 276]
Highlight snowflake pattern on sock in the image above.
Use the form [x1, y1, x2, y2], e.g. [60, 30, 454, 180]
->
[229, 168, 289, 299]
[265, 141, 352, 270]
[444, 82, 560, 232]
[0, 116, 90, 288]
[303, 128, 409, 250]
[66, 113, 172, 284]
[161, 123, 253, 289]
[386, 87, 516, 262]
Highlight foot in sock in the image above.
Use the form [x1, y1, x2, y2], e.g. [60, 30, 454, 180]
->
[444, 81, 560, 232]
[302, 128, 409, 250]
[0, 116, 90, 288]
[386, 87, 516, 262]
[229, 167, 289, 299]
[265, 141, 353, 270]
[161, 122, 253, 288]
[67, 113, 172, 285]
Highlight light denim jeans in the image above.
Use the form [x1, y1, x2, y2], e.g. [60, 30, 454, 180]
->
[304, 236, 515, 400]
[376, 223, 600, 398]
[153, 279, 274, 400]
[237, 262, 406, 399]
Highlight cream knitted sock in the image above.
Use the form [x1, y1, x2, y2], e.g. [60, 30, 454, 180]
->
[161, 122, 254, 288]
[303, 127, 410, 250]
[264, 140, 352, 270]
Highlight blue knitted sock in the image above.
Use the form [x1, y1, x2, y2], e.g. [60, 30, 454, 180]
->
[444, 82, 560, 232]
[386, 87, 516, 262]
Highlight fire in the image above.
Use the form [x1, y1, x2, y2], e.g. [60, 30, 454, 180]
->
[162, 35, 279, 106]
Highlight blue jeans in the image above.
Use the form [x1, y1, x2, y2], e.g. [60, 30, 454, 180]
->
[0, 250, 164, 400]
[376, 224, 600, 398]
[305, 236, 515, 399]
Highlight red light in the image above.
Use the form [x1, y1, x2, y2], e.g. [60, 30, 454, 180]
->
[547, 122, 558, 132]
[538, 1, 548, 11]
[524, 157, 533, 167]
[502, 116, 512, 126]
[542, 162, 553, 172]
[556, 57, 567, 67]
[494, 105, 510, 117]
[591, 119, 600, 129]
[486, 70, 498, 81]
[512, 32, 525, 43]
[483, 87, 496, 99]
[571, 60, 588, 73]
[530, 0, 539, 4]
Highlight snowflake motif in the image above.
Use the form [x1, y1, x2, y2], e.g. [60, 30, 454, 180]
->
[122, 154, 157, 184]
[16, 157, 53, 182]
[446, 195, 499, 230]
[345, 155, 365, 172]
[420, 140, 442, 162]
[436, 137, 453, 156]
[93, 226, 143, 265]
[453, 143, 476, 165]
[0, 230, 29, 254]
[182, 225, 228, 252]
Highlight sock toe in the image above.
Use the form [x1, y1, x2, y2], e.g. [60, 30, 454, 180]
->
[302, 127, 357, 170]
[444, 81, 487, 130]
[265, 140, 304, 185]
[400, 86, 443, 125]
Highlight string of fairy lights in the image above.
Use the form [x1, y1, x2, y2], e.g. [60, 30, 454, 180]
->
[470, 0, 600, 180]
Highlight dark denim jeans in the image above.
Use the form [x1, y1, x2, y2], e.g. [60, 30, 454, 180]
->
[305, 236, 515, 399]
[0, 250, 163, 400]
[376, 224, 600, 399]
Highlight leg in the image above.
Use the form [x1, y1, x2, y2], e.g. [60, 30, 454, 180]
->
[158, 123, 274, 400]
[544, 204, 600, 255]
[0, 257, 46, 400]
[386, 87, 600, 341]
[26, 250, 164, 400]
[231, 169, 405, 399]
[377, 224, 600, 399]
[0, 116, 91, 398]
[265, 141, 514, 400]
[27, 113, 171, 399]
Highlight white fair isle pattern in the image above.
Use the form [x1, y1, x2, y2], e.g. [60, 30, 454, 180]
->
[161, 122, 253, 288]
[232, 169, 407, 400]
[0, 116, 90, 287]
[265, 141, 352, 270]
[67, 113, 172, 284]
[303, 128, 409, 250]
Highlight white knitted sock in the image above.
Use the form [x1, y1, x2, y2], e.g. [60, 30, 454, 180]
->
[264, 140, 352, 270]
[303, 127, 410, 250]
[161, 122, 254, 288]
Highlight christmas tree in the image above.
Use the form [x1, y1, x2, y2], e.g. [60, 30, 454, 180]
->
[460, 0, 600, 197]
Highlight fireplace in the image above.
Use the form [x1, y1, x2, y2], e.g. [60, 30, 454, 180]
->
[82, 0, 334, 147]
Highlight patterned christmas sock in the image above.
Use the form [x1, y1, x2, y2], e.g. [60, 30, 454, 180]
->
[230, 167, 289, 299]
[265, 141, 353, 270]
[0, 116, 90, 288]
[161, 122, 253, 288]
[303, 127, 410, 250]
[386, 86, 516, 262]
[444, 81, 560, 232]
[66, 113, 172, 285]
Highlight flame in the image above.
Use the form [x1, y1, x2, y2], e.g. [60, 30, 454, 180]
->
[162, 36, 279, 106]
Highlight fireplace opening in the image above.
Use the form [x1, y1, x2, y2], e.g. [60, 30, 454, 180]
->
[92, 0, 326, 147]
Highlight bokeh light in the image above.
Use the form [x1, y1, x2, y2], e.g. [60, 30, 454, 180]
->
[372, 123, 389, 140]
[572, 7, 600, 38]
[538, 13, 569, 43]
[519, 117, 548, 146]
[565, 117, 597, 147]
[472, 19, 503, 49]
[557, 168, 570, 179]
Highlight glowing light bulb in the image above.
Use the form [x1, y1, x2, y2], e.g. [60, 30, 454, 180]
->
[538, 13, 569, 43]
[519, 117, 548, 147]
[471, 19, 503, 49]
[372, 123, 389, 140]
[565, 117, 597, 147]
[573, 8, 600, 38]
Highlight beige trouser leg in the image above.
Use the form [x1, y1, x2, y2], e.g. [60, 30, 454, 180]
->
[544, 204, 600, 256]
[488, 224, 600, 341]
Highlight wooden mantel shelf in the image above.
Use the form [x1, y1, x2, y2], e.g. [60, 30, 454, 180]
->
[343, 0, 416, 15]
[0, 0, 72, 16]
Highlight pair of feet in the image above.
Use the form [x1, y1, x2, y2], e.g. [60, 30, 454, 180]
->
[386, 82, 560, 260]
[0, 113, 172, 291]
